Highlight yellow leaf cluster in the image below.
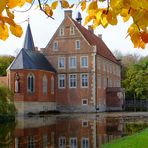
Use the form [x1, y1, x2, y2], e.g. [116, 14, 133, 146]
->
[0, 0, 33, 41]
[0, 0, 148, 49]
[82, 0, 148, 49]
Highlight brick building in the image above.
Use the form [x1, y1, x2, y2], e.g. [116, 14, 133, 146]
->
[8, 10, 124, 114]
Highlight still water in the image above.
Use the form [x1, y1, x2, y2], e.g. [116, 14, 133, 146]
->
[1, 113, 148, 148]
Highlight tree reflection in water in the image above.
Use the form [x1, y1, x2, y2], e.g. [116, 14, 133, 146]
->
[1, 114, 148, 148]
[0, 122, 16, 148]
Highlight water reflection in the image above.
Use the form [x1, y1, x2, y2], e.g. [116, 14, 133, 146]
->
[1, 114, 148, 148]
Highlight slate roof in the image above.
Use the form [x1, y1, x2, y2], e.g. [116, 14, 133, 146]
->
[72, 19, 119, 64]
[9, 48, 56, 72]
[23, 23, 35, 50]
[8, 23, 56, 72]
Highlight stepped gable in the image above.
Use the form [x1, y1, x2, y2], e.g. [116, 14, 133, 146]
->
[72, 19, 119, 64]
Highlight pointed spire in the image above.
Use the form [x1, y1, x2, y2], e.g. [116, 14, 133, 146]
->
[23, 23, 35, 50]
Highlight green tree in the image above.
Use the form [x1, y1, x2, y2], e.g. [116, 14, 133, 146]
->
[123, 56, 148, 100]
[0, 56, 14, 76]
[0, 85, 16, 116]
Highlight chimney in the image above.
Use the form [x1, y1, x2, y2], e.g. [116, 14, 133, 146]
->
[98, 34, 102, 39]
[64, 10, 72, 18]
[88, 25, 94, 34]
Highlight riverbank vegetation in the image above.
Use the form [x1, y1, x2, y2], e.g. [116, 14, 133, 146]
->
[0, 56, 14, 76]
[114, 52, 148, 100]
[102, 128, 148, 148]
[0, 85, 16, 117]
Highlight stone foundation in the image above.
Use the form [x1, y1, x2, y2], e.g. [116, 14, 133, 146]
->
[15, 101, 56, 115]
[57, 105, 96, 113]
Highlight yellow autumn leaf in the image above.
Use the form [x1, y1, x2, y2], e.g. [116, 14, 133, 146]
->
[51, 1, 58, 10]
[123, 14, 130, 22]
[18, 0, 26, 7]
[7, 0, 20, 9]
[87, 1, 98, 12]
[81, 1, 86, 11]
[10, 24, 23, 37]
[0, 0, 8, 13]
[44, 4, 53, 16]
[120, 8, 129, 17]
[2, 16, 15, 26]
[0, 24, 9, 41]
[26, 0, 33, 3]
[61, 0, 69, 8]
[110, 0, 122, 9]
[101, 14, 108, 28]
[6, 8, 14, 19]
[69, 4, 74, 8]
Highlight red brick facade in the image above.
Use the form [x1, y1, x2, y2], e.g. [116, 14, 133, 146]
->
[8, 10, 124, 114]
[44, 10, 123, 112]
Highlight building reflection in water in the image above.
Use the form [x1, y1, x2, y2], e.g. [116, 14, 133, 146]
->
[12, 114, 124, 148]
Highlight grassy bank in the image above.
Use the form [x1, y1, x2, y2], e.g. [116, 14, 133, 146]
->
[102, 129, 148, 148]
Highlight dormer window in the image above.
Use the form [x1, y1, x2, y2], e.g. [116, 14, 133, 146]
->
[76, 40, 80, 49]
[53, 41, 58, 51]
[70, 26, 75, 35]
[59, 27, 64, 36]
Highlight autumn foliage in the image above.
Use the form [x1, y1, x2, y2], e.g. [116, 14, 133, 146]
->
[0, 0, 148, 49]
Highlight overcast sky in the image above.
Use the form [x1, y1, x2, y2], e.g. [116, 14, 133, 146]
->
[0, 4, 148, 57]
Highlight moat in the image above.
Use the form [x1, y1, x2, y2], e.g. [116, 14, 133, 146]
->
[1, 112, 148, 148]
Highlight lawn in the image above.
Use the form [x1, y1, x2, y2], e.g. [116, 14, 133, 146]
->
[102, 129, 148, 148]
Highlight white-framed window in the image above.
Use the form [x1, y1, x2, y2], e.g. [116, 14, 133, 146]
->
[103, 61, 106, 71]
[82, 121, 88, 127]
[59, 27, 64, 36]
[81, 74, 88, 88]
[58, 57, 65, 69]
[81, 138, 89, 148]
[75, 40, 80, 49]
[103, 77, 107, 89]
[43, 75, 48, 95]
[58, 74, 65, 89]
[82, 99, 88, 105]
[15, 137, 21, 148]
[110, 64, 112, 73]
[69, 74, 77, 88]
[81, 56, 88, 68]
[51, 76, 54, 94]
[70, 138, 77, 148]
[69, 56, 77, 69]
[27, 73, 35, 93]
[70, 26, 75, 35]
[42, 134, 48, 148]
[27, 136, 35, 148]
[53, 41, 58, 51]
[59, 137, 66, 148]
[98, 58, 101, 70]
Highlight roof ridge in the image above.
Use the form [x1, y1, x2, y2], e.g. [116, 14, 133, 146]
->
[71, 19, 119, 64]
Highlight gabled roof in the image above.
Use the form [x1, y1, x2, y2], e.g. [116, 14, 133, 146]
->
[9, 48, 56, 72]
[23, 23, 35, 50]
[72, 19, 119, 64]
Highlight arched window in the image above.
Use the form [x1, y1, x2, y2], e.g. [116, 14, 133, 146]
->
[43, 75, 48, 95]
[27, 73, 35, 93]
[51, 76, 54, 94]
